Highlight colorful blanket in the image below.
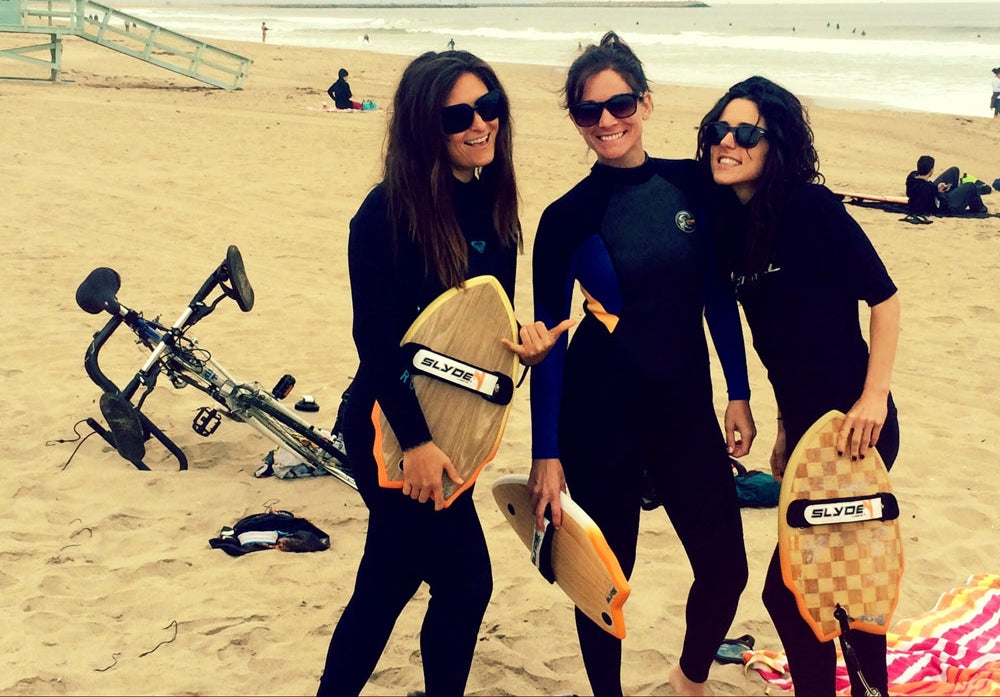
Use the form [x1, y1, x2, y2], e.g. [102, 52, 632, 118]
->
[744, 573, 1000, 695]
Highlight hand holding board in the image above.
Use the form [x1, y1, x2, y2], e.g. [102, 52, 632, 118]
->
[778, 410, 904, 642]
[492, 473, 630, 639]
[372, 276, 519, 508]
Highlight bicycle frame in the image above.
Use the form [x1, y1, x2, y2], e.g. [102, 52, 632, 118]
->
[76, 246, 355, 489]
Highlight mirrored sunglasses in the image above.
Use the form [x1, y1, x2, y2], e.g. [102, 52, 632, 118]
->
[441, 89, 503, 135]
[704, 121, 768, 148]
[568, 93, 642, 127]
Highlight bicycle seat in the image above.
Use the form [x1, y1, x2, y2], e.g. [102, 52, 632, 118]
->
[76, 267, 122, 315]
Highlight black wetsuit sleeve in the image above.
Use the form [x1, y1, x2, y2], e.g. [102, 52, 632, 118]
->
[348, 187, 432, 450]
[810, 186, 897, 306]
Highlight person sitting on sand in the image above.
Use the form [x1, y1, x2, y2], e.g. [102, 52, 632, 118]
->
[906, 155, 988, 216]
[327, 68, 362, 110]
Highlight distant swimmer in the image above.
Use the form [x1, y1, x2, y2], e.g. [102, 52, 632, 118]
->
[261, 21, 270, 43]
[447, 37, 455, 50]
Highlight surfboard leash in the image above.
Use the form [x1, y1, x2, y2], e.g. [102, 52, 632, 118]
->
[834, 604, 882, 697]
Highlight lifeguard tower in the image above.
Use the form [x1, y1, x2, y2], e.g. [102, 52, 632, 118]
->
[0, 0, 251, 89]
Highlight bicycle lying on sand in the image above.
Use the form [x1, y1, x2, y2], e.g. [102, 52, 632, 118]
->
[75, 245, 356, 490]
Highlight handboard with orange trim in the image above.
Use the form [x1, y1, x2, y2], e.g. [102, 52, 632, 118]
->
[492, 473, 630, 639]
[778, 410, 904, 642]
[372, 275, 518, 508]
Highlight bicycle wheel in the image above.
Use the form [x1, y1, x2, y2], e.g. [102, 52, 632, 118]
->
[237, 390, 356, 490]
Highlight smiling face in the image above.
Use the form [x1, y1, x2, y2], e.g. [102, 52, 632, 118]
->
[710, 98, 770, 204]
[445, 72, 499, 182]
[574, 69, 650, 169]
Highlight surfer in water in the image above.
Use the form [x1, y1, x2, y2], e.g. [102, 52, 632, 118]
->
[316, 49, 570, 697]
[697, 75, 900, 696]
[526, 31, 756, 697]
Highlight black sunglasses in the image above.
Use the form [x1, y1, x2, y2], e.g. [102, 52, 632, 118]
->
[441, 89, 503, 135]
[704, 121, 768, 148]
[569, 92, 642, 127]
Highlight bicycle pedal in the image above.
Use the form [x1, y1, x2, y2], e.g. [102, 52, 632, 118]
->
[192, 407, 222, 436]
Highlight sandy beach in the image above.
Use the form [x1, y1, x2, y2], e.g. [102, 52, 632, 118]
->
[2, 32, 1000, 696]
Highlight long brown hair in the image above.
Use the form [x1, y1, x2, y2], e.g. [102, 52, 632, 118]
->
[383, 50, 521, 289]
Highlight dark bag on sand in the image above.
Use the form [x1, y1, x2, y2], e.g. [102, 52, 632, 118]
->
[731, 459, 781, 508]
[209, 509, 330, 557]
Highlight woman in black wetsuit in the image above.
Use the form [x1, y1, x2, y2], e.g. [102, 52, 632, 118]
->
[527, 32, 756, 697]
[697, 75, 900, 696]
[316, 50, 565, 697]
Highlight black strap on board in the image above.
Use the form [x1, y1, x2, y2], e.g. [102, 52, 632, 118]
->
[530, 517, 556, 584]
[786, 492, 899, 529]
[402, 343, 513, 405]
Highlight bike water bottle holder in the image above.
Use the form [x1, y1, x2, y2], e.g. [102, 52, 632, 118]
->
[193, 407, 222, 436]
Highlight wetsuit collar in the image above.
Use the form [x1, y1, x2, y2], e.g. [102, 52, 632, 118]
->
[590, 153, 654, 186]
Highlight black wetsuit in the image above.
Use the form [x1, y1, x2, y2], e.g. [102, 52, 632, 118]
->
[317, 178, 517, 697]
[327, 77, 354, 110]
[718, 182, 899, 697]
[531, 157, 751, 693]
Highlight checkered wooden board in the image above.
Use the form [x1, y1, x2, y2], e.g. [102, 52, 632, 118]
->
[778, 410, 904, 642]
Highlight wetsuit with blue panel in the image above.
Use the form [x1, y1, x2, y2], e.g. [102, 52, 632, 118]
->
[530, 156, 751, 694]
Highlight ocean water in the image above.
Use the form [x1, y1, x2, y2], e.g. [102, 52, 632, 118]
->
[122, 1, 1000, 117]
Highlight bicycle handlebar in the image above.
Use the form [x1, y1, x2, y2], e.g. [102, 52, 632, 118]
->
[75, 246, 258, 473]
[76, 245, 254, 320]
[77, 245, 255, 396]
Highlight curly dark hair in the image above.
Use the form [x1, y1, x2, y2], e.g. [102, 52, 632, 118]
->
[383, 50, 521, 289]
[695, 76, 822, 276]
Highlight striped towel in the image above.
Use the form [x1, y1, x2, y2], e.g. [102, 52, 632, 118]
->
[744, 573, 1000, 695]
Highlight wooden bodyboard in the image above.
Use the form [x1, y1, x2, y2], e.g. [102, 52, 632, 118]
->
[492, 473, 630, 639]
[373, 275, 518, 508]
[778, 410, 904, 642]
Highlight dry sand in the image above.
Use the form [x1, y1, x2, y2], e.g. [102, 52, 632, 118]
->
[2, 34, 999, 696]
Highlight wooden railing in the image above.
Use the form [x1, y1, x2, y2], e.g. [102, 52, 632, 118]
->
[0, 0, 251, 89]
